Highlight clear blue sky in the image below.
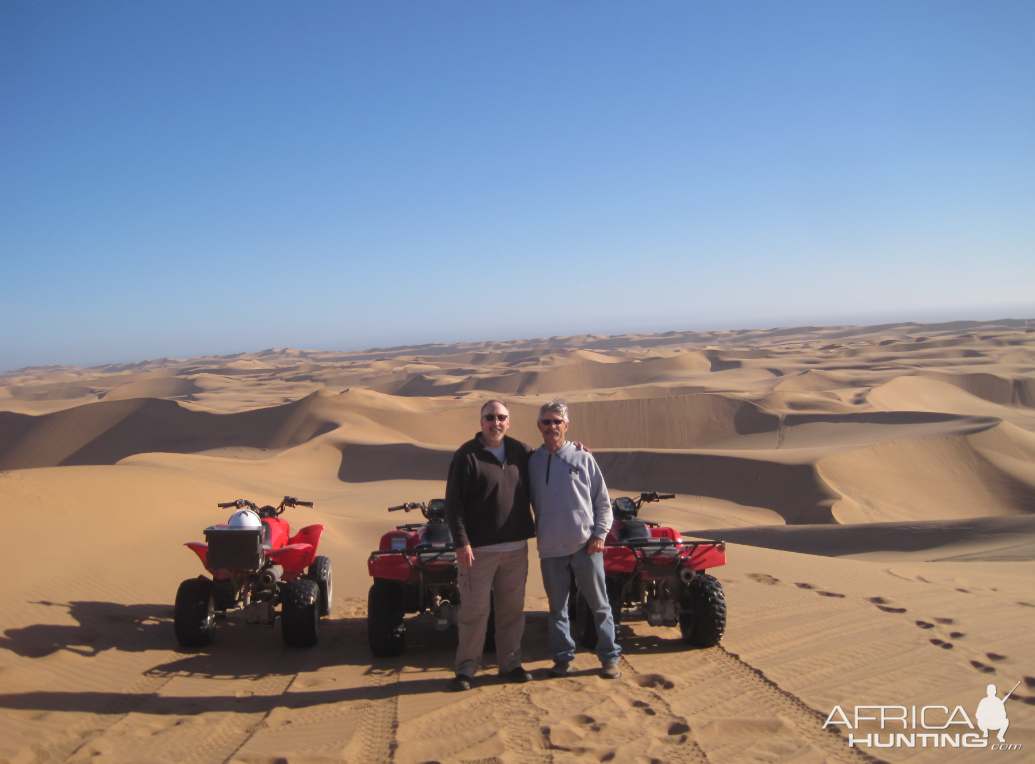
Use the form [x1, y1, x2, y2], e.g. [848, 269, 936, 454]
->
[2, 1, 1032, 371]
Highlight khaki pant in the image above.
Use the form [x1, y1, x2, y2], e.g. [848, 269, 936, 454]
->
[455, 546, 528, 677]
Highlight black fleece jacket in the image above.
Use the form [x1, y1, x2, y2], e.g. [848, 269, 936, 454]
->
[444, 433, 535, 549]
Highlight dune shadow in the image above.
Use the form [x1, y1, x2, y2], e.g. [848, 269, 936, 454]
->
[337, 442, 452, 483]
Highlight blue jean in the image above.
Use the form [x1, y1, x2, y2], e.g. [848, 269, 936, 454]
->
[540, 544, 620, 664]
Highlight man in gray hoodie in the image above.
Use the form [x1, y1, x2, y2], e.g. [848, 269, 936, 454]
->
[528, 401, 620, 679]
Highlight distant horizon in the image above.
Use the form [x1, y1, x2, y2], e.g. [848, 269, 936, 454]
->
[5, 310, 1033, 375]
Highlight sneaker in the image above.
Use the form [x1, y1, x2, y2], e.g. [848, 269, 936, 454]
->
[499, 666, 533, 683]
[548, 660, 573, 677]
[449, 674, 473, 691]
[600, 662, 621, 680]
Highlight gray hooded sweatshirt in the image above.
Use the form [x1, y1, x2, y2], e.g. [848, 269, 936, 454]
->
[528, 441, 612, 558]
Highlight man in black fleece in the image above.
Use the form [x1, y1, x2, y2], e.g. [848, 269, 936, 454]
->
[444, 399, 535, 691]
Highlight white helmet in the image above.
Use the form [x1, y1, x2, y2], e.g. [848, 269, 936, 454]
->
[228, 509, 262, 528]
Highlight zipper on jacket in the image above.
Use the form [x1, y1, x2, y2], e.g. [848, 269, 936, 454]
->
[546, 453, 551, 485]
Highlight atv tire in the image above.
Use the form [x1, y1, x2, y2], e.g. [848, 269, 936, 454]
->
[307, 556, 333, 617]
[574, 580, 623, 650]
[368, 579, 405, 657]
[606, 579, 623, 634]
[281, 579, 321, 648]
[574, 591, 597, 650]
[679, 574, 726, 647]
[484, 590, 496, 653]
[175, 576, 215, 647]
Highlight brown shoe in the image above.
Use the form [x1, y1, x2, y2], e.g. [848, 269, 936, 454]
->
[600, 662, 621, 679]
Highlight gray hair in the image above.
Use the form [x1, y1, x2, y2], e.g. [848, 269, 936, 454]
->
[538, 400, 569, 423]
[480, 399, 509, 416]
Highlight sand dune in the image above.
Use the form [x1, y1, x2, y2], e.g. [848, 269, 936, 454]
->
[1, 319, 1033, 763]
[689, 516, 1035, 562]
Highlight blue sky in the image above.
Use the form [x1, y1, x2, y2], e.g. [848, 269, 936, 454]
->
[2, 1, 1032, 371]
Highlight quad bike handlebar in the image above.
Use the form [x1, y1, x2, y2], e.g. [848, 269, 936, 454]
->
[638, 492, 675, 504]
[217, 496, 314, 518]
[388, 501, 446, 521]
[218, 499, 260, 510]
[611, 491, 675, 519]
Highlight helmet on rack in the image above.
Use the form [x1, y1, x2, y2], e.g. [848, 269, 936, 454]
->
[228, 509, 262, 528]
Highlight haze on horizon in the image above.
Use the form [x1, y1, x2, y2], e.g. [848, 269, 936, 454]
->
[2, 1, 1033, 373]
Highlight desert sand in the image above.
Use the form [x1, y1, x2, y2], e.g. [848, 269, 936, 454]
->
[1, 318, 1034, 763]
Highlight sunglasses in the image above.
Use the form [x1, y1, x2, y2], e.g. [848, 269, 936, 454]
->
[483, 414, 509, 422]
[540, 418, 565, 426]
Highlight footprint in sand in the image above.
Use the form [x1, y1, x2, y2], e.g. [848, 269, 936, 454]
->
[950, 631, 965, 638]
[956, 588, 970, 593]
[868, 597, 907, 613]
[986, 653, 1007, 662]
[1017, 602, 1035, 608]
[934, 617, 954, 624]
[631, 700, 658, 716]
[970, 660, 995, 673]
[631, 674, 675, 691]
[747, 573, 780, 585]
[929, 639, 953, 650]
[916, 621, 934, 629]
[794, 582, 845, 597]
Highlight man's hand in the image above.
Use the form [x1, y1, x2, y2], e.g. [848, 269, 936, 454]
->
[587, 536, 605, 555]
[456, 544, 475, 568]
[573, 441, 591, 453]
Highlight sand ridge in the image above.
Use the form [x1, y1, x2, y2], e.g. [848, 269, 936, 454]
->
[1, 319, 1034, 762]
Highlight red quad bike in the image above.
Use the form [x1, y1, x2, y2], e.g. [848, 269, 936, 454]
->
[366, 500, 496, 657]
[175, 497, 333, 649]
[571, 492, 727, 649]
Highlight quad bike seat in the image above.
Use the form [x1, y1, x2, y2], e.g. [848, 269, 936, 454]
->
[618, 519, 677, 549]
[618, 519, 651, 542]
[421, 522, 453, 548]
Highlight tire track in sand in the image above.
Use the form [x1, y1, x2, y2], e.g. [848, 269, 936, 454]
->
[623, 645, 887, 764]
[179, 655, 299, 764]
[40, 651, 182, 764]
[341, 666, 401, 764]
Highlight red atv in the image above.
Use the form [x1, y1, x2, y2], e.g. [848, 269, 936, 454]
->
[572, 492, 726, 648]
[176, 497, 332, 648]
[366, 499, 495, 657]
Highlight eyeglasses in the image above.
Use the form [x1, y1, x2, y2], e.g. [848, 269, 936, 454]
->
[483, 414, 509, 422]
[540, 418, 565, 426]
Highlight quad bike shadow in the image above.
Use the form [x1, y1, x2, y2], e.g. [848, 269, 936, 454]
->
[0, 601, 175, 658]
